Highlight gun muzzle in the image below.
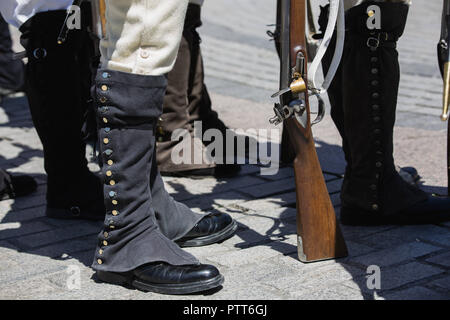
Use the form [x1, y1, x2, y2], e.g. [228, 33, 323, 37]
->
[442, 62, 450, 121]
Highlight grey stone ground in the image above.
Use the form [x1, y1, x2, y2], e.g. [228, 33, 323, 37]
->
[0, 0, 449, 300]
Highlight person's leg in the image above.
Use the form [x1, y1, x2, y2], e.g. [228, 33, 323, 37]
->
[185, 4, 241, 177]
[325, 1, 450, 225]
[155, 23, 215, 175]
[0, 14, 24, 95]
[93, 0, 233, 294]
[19, 9, 104, 221]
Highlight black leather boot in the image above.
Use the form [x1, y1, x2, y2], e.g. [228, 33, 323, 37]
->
[176, 212, 238, 247]
[323, 2, 450, 226]
[92, 69, 223, 294]
[19, 10, 104, 221]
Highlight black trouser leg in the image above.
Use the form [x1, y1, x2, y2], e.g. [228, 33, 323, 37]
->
[19, 11, 104, 220]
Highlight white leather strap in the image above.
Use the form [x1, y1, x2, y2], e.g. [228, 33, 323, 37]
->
[307, 0, 345, 94]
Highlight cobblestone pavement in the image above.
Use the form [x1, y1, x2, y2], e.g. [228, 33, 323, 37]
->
[0, 1, 449, 300]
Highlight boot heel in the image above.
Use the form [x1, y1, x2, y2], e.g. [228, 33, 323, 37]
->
[96, 271, 134, 286]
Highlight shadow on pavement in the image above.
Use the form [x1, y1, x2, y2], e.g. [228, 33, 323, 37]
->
[0, 93, 448, 299]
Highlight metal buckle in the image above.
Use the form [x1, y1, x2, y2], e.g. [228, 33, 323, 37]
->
[33, 48, 47, 59]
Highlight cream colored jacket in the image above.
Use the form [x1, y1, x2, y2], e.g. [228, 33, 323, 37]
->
[101, 0, 189, 76]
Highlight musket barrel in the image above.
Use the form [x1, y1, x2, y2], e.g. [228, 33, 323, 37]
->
[90, 0, 107, 39]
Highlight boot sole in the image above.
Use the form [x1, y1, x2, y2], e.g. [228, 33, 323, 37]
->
[96, 270, 224, 295]
[177, 220, 238, 248]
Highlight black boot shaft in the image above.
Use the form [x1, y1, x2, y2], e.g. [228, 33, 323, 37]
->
[19, 10, 101, 210]
[323, 1, 427, 215]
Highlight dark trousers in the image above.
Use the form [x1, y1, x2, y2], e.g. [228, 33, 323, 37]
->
[156, 4, 227, 173]
[0, 14, 24, 92]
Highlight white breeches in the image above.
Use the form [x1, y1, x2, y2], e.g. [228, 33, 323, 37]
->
[101, 0, 189, 76]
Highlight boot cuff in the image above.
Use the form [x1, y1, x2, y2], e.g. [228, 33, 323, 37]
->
[95, 69, 167, 89]
[345, 1, 409, 38]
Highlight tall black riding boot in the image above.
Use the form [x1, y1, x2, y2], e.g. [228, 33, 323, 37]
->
[19, 11, 104, 220]
[327, 1, 450, 225]
[92, 69, 224, 294]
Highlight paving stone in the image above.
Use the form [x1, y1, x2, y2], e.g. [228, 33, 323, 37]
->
[366, 262, 443, 291]
[288, 283, 365, 300]
[235, 192, 296, 211]
[0, 205, 46, 223]
[383, 286, 450, 300]
[207, 204, 253, 222]
[261, 166, 294, 181]
[326, 178, 343, 194]
[237, 164, 263, 176]
[165, 175, 266, 201]
[339, 224, 396, 242]
[350, 241, 442, 268]
[428, 276, 450, 292]
[211, 283, 288, 300]
[351, 225, 450, 250]
[330, 192, 341, 207]
[14, 223, 100, 249]
[41, 266, 139, 300]
[419, 230, 450, 248]
[0, 220, 54, 241]
[26, 236, 98, 259]
[240, 206, 296, 222]
[12, 194, 46, 210]
[425, 252, 450, 268]
[263, 261, 364, 293]
[184, 243, 232, 260]
[0, 276, 61, 299]
[183, 191, 249, 211]
[217, 260, 304, 297]
[237, 177, 295, 198]
[206, 243, 294, 268]
[343, 240, 377, 258]
[0, 251, 68, 284]
[396, 225, 450, 243]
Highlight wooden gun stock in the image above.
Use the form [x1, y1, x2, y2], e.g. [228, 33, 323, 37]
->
[278, 0, 348, 262]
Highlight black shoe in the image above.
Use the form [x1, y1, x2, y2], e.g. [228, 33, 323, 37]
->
[340, 194, 450, 226]
[96, 262, 223, 295]
[0, 173, 37, 201]
[176, 212, 237, 247]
